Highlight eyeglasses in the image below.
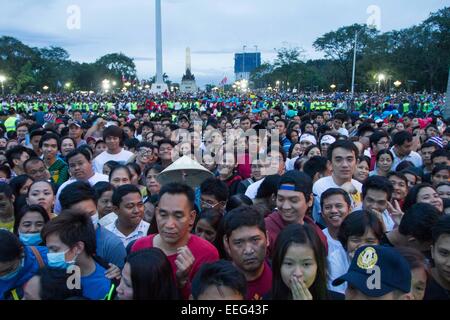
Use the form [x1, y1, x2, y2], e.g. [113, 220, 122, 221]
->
[200, 200, 221, 209]
[138, 148, 152, 155]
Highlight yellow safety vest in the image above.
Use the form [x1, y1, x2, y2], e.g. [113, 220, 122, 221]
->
[4, 116, 17, 132]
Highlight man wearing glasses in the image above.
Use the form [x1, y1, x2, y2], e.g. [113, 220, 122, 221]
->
[369, 130, 391, 171]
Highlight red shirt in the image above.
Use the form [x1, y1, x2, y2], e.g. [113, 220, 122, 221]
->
[131, 234, 219, 299]
[246, 260, 272, 300]
[264, 212, 328, 257]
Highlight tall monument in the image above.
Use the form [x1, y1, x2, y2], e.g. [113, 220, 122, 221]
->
[150, 0, 168, 93]
[180, 47, 197, 93]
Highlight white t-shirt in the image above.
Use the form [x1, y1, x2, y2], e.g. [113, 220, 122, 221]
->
[313, 176, 362, 208]
[323, 228, 345, 257]
[54, 172, 109, 214]
[327, 248, 350, 294]
[93, 148, 134, 173]
[105, 219, 150, 247]
[245, 178, 265, 200]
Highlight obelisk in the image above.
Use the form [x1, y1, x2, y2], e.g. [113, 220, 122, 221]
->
[181, 47, 197, 93]
[151, 0, 168, 93]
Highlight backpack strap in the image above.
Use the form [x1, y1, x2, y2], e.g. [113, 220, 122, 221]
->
[30, 246, 45, 269]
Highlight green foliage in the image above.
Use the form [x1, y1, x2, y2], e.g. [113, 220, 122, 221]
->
[0, 38, 138, 93]
[251, 7, 450, 92]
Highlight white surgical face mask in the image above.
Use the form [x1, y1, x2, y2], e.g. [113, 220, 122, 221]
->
[91, 212, 99, 226]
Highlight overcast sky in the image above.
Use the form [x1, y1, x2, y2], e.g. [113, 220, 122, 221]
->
[0, 0, 447, 87]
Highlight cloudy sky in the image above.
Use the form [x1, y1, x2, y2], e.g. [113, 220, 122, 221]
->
[0, 0, 447, 87]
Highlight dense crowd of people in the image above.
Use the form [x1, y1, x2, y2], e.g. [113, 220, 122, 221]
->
[0, 90, 449, 300]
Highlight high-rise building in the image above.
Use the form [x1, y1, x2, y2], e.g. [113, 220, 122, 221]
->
[234, 52, 261, 81]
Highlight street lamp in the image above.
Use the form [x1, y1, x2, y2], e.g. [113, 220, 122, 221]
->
[65, 82, 71, 90]
[330, 84, 337, 91]
[394, 80, 402, 88]
[0, 75, 6, 95]
[43, 85, 49, 91]
[102, 79, 111, 92]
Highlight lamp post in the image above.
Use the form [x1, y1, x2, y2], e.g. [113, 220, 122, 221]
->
[394, 80, 402, 92]
[0, 75, 6, 95]
[351, 30, 362, 98]
[377, 74, 385, 93]
[330, 84, 336, 91]
[43, 85, 49, 92]
[102, 79, 111, 93]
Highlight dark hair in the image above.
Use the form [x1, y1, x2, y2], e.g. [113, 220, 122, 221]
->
[0, 230, 23, 262]
[103, 126, 125, 146]
[159, 183, 195, 211]
[369, 130, 390, 148]
[112, 184, 141, 207]
[432, 164, 450, 177]
[26, 180, 55, 198]
[222, 206, 265, 239]
[395, 247, 429, 276]
[272, 224, 328, 300]
[396, 160, 415, 172]
[60, 181, 96, 210]
[320, 188, 351, 209]
[41, 209, 96, 256]
[304, 144, 321, 157]
[9, 175, 32, 198]
[200, 177, 229, 203]
[403, 183, 439, 213]
[124, 138, 139, 150]
[158, 138, 176, 149]
[144, 163, 163, 178]
[5, 145, 32, 168]
[0, 179, 12, 205]
[357, 155, 370, 168]
[431, 149, 450, 163]
[432, 215, 450, 245]
[387, 171, 408, 186]
[191, 260, 247, 300]
[38, 267, 84, 300]
[327, 140, 358, 161]
[288, 142, 301, 159]
[13, 204, 50, 235]
[126, 248, 179, 300]
[337, 210, 385, 250]
[66, 148, 91, 163]
[93, 181, 115, 201]
[393, 131, 413, 146]
[39, 133, 61, 150]
[399, 203, 441, 242]
[362, 176, 394, 200]
[255, 174, 281, 199]
[303, 156, 329, 181]
[23, 157, 46, 174]
[225, 194, 253, 212]
[376, 149, 394, 163]
[109, 165, 132, 182]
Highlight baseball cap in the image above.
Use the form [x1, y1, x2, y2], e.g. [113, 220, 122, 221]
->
[320, 134, 336, 145]
[332, 245, 411, 297]
[299, 133, 317, 145]
[69, 121, 82, 128]
[277, 171, 313, 196]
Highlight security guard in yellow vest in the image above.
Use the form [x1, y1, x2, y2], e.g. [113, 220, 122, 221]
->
[4, 108, 18, 132]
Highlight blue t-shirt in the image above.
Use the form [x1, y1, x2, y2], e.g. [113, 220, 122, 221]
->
[81, 262, 111, 300]
[0, 246, 48, 300]
[96, 225, 127, 269]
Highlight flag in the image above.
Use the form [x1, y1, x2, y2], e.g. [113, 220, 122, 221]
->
[219, 76, 228, 86]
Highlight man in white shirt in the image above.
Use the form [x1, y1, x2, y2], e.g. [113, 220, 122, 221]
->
[55, 148, 108, 214]
[93, 125, 133, 173]
[360, 175, 397, 232]
[390, 130, 423, 170]
[313, 140, 362, 212]
[106, 184, 149, 248]
[333, 113, 349, 137]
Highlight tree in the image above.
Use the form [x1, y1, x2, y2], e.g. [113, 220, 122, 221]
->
[96, 53, 137, 80]
[313, 24, 379, 87]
